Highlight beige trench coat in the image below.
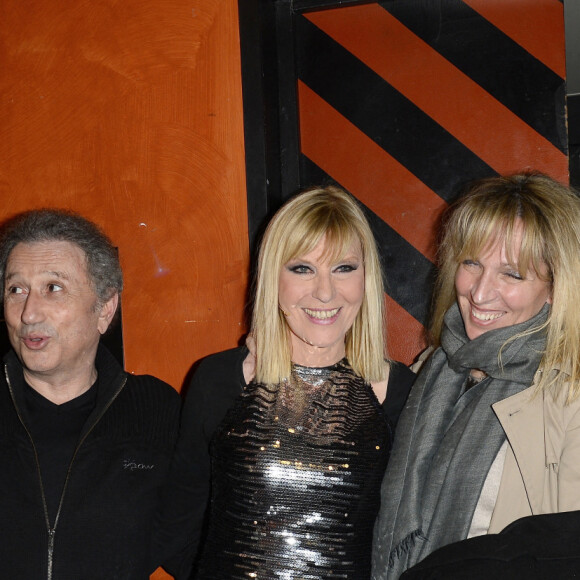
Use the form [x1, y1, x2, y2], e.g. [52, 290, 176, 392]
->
[488, 371, 580, 532]
[412, 351, 580, 535]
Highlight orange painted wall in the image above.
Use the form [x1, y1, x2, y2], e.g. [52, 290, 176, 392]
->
[0, 3, 247, 575]
[0, 0, 249, 390]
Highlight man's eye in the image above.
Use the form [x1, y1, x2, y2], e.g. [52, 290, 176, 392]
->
[47, 283, 63, 292]
[8, 286, 24, 294]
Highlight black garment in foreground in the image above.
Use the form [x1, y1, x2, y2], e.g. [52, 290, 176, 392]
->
[153, 346, 415, 579]
[400, 511, 580, 580]
[0, 344, 181, 580]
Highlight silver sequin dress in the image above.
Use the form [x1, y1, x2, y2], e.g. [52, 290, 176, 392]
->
[195, 359, 391, 579]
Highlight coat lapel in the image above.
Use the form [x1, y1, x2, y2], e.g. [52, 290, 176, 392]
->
[492, 384, 546, 513]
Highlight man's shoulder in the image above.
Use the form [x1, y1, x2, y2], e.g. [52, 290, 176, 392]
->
[97, 344, 180, 404]
[101, 374, 181, 442]
[125, 372, 179, 395]
[122, 373, 181, 410]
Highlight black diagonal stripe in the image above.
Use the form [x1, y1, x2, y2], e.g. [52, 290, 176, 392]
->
[380, 0, 567, 153]
[297, 15, 496, 203]
[300, 155, 435, 325]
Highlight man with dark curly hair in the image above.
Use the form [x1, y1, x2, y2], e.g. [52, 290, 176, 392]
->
[0, 209, 181, 579]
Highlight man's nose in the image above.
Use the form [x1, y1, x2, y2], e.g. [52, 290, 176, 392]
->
[20, 291, 46, 325]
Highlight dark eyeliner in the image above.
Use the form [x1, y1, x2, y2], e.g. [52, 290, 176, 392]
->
[288, 264, 311, 274]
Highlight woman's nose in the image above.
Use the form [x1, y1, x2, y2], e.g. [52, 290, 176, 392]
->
[470, 271, 496, 304]
[313, 273, 335, 303]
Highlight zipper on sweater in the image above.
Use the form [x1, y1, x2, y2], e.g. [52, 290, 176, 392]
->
[51, 376, 127, 531]
[47, 529, 55, 580]
[5, 365, 127, 580]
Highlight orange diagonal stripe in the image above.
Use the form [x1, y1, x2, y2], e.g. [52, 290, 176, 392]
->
[299, 81, 446, 263]
[306, 5, 568, 183]
[463, 0, 565, 79]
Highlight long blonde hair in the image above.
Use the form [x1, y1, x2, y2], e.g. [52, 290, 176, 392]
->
[252, 185, 388, 385]
[431, 172, 580, 401]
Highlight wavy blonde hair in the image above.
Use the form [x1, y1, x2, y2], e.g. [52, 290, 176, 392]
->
[431, 172, 580, 401]
[252, 185, 388, 385]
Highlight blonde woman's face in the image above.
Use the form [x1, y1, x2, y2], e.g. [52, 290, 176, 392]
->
[455, 222, 552, 340]
[278, 236, 364, 367]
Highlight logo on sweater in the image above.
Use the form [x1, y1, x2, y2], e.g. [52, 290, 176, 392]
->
[123, 459, 155, 471]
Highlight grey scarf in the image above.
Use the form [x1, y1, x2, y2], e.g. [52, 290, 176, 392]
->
[372, 302, 549, 580]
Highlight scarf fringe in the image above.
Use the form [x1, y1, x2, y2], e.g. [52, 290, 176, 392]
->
[388, 529, 427, 568]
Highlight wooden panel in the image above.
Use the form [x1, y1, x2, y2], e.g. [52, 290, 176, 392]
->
[0, 0, 249, 389]
[0, 3, 248, 577]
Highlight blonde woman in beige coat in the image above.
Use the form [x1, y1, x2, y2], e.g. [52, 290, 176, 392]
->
[372, 172, 580, 580]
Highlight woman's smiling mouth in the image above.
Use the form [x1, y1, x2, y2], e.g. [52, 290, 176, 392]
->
[303, 307, 340, 320]
[471, 307, 503, 322]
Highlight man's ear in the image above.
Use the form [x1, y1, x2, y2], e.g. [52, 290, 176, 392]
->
[97, 292, 119, 335]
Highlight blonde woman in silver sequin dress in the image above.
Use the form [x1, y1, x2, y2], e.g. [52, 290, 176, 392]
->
[155, 186, 414, 579]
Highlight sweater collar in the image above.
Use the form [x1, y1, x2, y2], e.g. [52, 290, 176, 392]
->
[4, 342, 126, 414]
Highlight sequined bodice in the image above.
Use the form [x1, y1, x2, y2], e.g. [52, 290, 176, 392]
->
[196, 360, 391, 579]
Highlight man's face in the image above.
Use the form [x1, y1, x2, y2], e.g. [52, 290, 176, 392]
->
[3, 241, 117, 388]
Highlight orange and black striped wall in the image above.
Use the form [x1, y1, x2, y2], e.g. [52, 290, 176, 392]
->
[239, 0, 569, 365]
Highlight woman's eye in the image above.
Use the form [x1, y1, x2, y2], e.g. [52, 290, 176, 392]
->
[288, 264, 312, 274]
[462, 259, 479, 267]
[505, 271, 523, 281]
[335, 264, 358, 273]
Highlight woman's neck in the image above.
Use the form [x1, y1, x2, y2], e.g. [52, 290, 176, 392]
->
[291, 344, 346, 368]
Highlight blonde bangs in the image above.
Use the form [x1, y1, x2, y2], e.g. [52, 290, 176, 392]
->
[279, 207, 363, 267]
[448, 188, 553, 283]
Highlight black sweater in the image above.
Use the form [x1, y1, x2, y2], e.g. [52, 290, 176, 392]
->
[0, 344, 181, 580]
[155, 346, 415, 579]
